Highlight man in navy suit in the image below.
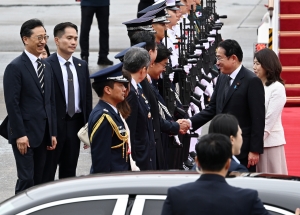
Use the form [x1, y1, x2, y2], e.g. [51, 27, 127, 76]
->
[43, 22, 92, 182]
[188, 39, 265, 172]
[161, 133, 269, 215]
[3, 19, 57, 193]
[88, 63, 130, 173]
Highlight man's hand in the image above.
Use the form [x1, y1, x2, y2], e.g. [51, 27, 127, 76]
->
[16, 136, 30, 155]
[47, 136, 57, 150]
[177, 119, 190, 134]
[295, 208, 300, 215]
[247, 152, 259, 168]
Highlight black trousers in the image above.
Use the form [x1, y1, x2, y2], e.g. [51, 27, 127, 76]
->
[79, 5, 109, 58]
[43, 113, 84, 182]
[12, 127, 49, 194]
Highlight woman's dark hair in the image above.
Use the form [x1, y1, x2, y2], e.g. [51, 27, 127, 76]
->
[254, 48, 284, 86]
[44, 44, 50, 57]
[20, 18, 45, 45]
[218, 39, 243, 62]
[117, 71, 132, 119]
[155, 43, 172, 63]
[208, 114, 239, 138]
[196, 133, 232, 171]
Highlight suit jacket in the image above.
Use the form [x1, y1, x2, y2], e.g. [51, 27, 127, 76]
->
[161, 174, 269, 215]
[46, 53, 92, 127]
[263, 81, 286, 147]
[88, 100, 129, 173]
[126, 84, 156, 170]
[141, 78, 179, 169]
[190, 66, 265, 158]
[3, 52, 57, 147]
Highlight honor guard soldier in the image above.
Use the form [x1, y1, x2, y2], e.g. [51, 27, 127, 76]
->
[88, 63, 130, 173]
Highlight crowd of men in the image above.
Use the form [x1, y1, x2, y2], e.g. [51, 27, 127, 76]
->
[0, 0, 266, 195]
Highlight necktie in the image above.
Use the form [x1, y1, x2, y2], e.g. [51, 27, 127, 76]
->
[223, 75, 232, 101]
[36, 59, 44, 93]
[65, 62, 75, 117]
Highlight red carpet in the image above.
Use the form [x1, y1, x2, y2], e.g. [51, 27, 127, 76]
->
[282, 107, 300, 176]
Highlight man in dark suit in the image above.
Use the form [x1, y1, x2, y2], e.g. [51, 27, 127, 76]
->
[161, 133, 269, 215]
[3, 19, 57, 194]
[188, 39, 265, 172]
[43, 22, 92, 181]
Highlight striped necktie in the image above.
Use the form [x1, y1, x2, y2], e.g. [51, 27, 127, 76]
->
[36, 59, 44, 93]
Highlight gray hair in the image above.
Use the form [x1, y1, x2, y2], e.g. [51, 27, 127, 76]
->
[123, 47, 150, 73]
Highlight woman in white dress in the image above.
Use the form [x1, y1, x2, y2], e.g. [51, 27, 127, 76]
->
[253, 48, 288, 174]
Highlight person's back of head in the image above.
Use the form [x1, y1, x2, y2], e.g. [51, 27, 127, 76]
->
[208, 114, 243, 156]
[130, 31, 156, 52]
[195, 133, 232, 174]
[123, 47, 150, 73]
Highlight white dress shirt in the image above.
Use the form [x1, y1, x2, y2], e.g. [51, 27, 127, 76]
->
[24, 49, 40, 74]
[57, 53, 81, 113]
[131, 78, 139, 93]
[228, 64, 242, 86]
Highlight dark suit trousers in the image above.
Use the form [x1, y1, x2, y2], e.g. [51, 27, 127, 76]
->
[12, 128, 49, 194]
[43, 113, 83, 181]
[80, 6, 109, 58]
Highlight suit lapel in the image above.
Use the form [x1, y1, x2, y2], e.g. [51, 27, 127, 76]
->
[42, 58, 50, 100]
[73, 57, 84, 105]
[223, 66, 245, 108]
[22, 52, 43, 95]
[50, 53, 65, 101]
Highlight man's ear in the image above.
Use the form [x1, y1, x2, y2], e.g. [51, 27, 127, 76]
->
[224, 158, 231, 171]
[23, 36, 28, 45]
[103, 86, 111, 95]
[54, 37, 59, 46]
[195, 156, 200, 169]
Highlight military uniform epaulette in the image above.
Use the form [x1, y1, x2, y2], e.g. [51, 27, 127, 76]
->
[90, 109, 129, 162]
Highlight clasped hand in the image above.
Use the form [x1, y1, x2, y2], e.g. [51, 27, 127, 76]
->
[177, 119, 191, 134]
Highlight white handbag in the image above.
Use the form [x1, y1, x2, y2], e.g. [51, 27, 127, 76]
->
[77, 123, 90, 146]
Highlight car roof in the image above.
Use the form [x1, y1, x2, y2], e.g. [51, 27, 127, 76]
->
[1, 171, 300, 214]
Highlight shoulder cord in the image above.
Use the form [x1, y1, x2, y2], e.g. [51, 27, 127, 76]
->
[90, 114, 129, 161]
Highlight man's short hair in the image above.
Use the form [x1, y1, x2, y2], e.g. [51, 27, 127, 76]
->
[53, 22, 78, 37]
[92, 81, 115, 98]
[196, 133, 232, 172]
[130, 31, 156, 52]
[123, 47, 150, 73]
[20, 19, 45, 44]
[155, 43, 172, 63]
[218, 39, 243, 62]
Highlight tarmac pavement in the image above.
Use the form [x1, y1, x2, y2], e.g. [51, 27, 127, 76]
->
[0, 0, 266, 202]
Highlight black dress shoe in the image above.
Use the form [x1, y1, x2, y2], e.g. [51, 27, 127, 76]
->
[81, 56, 89, 64]
[97, 57, 113, 65]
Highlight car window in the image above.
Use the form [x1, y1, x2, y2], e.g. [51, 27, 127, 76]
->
[142, 199, 165, 215]
[131, 195, 166, 215]
[17, 195, 128, 215]
[29, 199, 117, 215]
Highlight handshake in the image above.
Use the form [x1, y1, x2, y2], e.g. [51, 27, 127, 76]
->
[176, 119, 191, 134]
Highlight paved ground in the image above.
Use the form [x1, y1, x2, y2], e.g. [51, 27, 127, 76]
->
[0, 0, 266, 202]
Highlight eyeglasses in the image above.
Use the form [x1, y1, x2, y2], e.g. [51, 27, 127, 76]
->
[216, 56, 230, 62]
[157, 62, 168, 68]
[34, 35, 49, 42]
